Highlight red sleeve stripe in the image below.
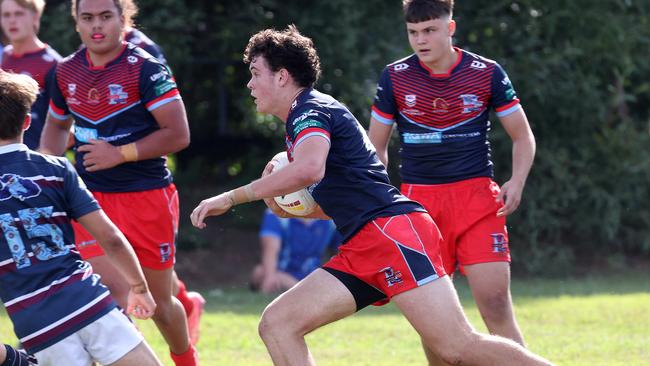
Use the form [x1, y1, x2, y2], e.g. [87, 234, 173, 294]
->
[48, 101, 69, 120]
[145, 89, 181, 111]
[371, 105, 395, 125]
[294, 128, 331, 148]
[495, 99, 520, 113]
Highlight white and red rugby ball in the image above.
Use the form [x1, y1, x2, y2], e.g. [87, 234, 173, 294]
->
[271, 151, 317, 216]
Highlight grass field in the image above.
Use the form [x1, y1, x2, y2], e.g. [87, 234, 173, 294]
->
[1, 270, 648, 365]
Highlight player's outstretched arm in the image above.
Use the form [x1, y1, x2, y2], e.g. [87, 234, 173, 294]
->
[39, 113, 73, 156]
[496, 108, 536, 217]
[368, 117, 394, 167]
[191, 137, 330, 228]
[76, 210, 156, 319]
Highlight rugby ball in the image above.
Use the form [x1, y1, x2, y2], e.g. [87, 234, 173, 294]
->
[270, 152, 317, 216]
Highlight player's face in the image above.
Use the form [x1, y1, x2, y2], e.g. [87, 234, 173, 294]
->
[406, 17, 455, 66]
[75, 0, 125, 56]
[0, 0, 39, 44]
[247, 56, 282, 115]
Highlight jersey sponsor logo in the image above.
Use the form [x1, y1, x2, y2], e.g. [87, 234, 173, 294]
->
[393, 63, 409, 71]
[108, 84, 128, 104]
[380, 266, 403, 287]
[460, 94, 483, 113]
[402, 108, 424, 116]
[150, 69, 169, 82]
[0, 174, 41, 202]
[403, 132, 442, 144]
[432, 98, 449, 113]
[87, 88, 100, 105]
[470, 60, 487, 69]
[405, 94, 417, 107]
[292, 109, 320, 125]
[491, 233, 508, 253]
[74, 126, 99, 143]
[127, 55, 139, 64]
[154, 79, 176, 97]
[68, 83, 77, 95]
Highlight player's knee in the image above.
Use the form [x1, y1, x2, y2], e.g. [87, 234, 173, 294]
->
[258, 302, 295, 340]
[432, 332, 481, 366]
[477, 291, 512, 323]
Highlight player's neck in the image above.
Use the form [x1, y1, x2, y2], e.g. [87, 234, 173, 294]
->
[0, 138, 22, 147]
[278, 86, 306, 122]
[422, 47, 458, 74]
[10, 37, 44, 56]
[86, 44, 125, 68]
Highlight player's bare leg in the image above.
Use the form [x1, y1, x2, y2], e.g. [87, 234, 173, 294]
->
[142, 267, 196, 362]
[258, 268, 356, 366]
[393, 276, 552, 366]
[108, 341, 162, 366]
[464, 262, 525, 345]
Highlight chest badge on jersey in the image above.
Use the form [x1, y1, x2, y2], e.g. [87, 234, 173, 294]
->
[67, 83, 81, 105]
[460, 94, 483, 113]
[405, 94, 417, 107]
[108, 84, 128, 104]
[87, 88, 100, 105]
[432, 98, 449, 113]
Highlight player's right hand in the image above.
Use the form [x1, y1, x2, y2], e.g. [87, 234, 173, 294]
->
[127, 290, 156, 320]
[191, 193, 234, 228]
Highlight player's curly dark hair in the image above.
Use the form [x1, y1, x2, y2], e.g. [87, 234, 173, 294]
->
[243, 25, 321, 88]
[71, 0, 138, 27]
[403, 0, 454, 23]
[0, 71, 39, 140]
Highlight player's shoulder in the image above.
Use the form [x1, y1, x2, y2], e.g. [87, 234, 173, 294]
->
[42, 45, 63, 63]
[385, 54, 419, 73]
[459, 49, 500, 71]
[28, 150, 70, 170]
[57, 48, 85, 70]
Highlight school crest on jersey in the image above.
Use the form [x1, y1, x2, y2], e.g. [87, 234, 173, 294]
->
[460, 94, 483, 113]
[0, 174, 41, 201]
[108, 84, 128, 104]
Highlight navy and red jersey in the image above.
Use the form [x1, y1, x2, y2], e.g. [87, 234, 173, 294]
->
[0, 144, 115, 354]
[1, 45, 62, 150]
[125, 28, 167, 66]
[49, 43, 181, 192]
[286, 89, 424, 242]
[371, 48, 521, 184]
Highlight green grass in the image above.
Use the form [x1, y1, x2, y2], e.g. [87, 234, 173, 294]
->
[2, 270, 648, 365]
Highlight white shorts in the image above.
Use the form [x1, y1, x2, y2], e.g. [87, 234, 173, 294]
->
[33, 308, 143, 366]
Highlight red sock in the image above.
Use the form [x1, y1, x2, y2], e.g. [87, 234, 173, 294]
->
[170, 344, 199, 366]
[176, 279, 193, 316]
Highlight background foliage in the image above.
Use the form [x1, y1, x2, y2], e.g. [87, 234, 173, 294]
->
[39, 0, 649, 275]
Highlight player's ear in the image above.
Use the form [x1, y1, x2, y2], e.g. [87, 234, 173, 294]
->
[448, 19, 456, 36]
[277, 68, 289, 86]
[23, 114, 31, 131]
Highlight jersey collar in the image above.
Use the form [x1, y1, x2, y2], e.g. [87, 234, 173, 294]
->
[84, 42, 128, 70]
[418, 47, 464, 78]
[0, 143, 27, 155]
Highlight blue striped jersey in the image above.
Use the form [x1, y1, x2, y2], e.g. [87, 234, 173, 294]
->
[0, 144, 115, 353]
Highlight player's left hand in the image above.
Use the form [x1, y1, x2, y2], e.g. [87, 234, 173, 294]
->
[496, 179, 524, 217]
[77, 139, 124, 172]
[191, 193, 233, 228]
[127, 289, 156, 320]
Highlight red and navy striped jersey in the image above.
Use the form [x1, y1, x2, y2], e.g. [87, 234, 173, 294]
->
[371, 49, 521, 184]
[286, 89, 424, 242]
[125, 29, 167, 66]
[49, 43, 181, 192]
[0, 144, 115, 354]
[1, 45, 62, 150]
